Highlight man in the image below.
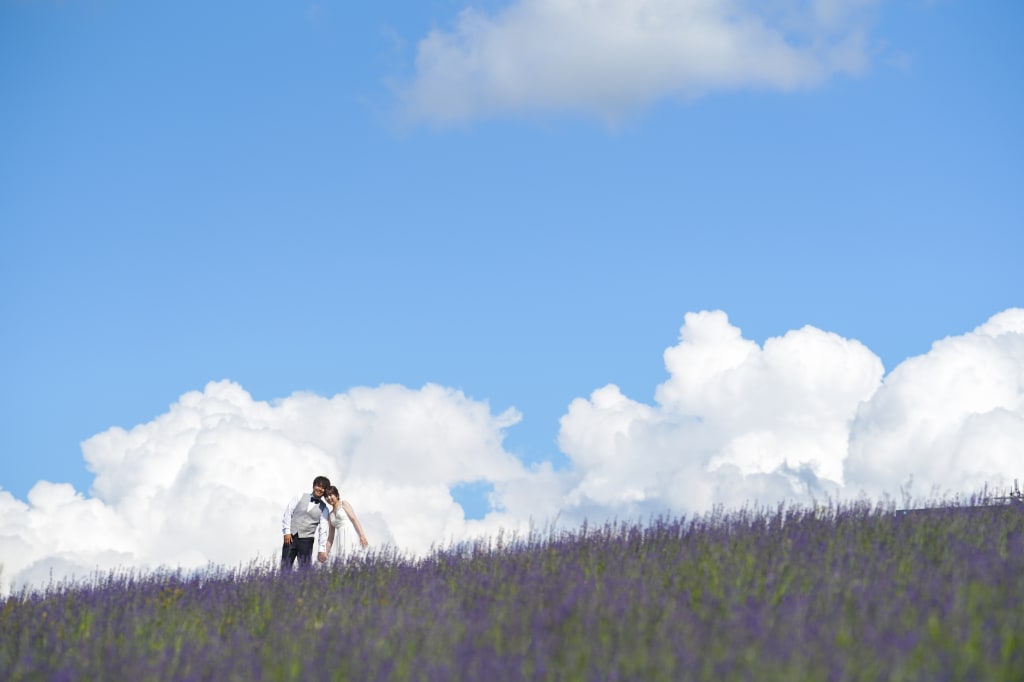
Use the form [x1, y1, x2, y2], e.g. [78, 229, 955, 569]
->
[281, 475, 331, 569]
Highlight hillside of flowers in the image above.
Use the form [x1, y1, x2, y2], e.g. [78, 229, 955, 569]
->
[2, 497, 1022, 681]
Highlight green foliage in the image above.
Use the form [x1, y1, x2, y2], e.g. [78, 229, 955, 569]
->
[1, 500, 1022, 681]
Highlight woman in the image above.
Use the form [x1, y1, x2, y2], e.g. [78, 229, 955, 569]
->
[323, 485, 369, 557]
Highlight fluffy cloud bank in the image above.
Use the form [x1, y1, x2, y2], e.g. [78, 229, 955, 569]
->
[2, 307, 1022, 594]
[401, 0, 879, 123]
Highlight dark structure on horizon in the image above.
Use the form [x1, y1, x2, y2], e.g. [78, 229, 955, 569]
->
[992, 479, 1023, 505]
[896, 479, 1022, 517]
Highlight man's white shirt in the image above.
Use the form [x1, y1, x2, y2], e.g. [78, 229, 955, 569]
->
[281, 494, 330, 553]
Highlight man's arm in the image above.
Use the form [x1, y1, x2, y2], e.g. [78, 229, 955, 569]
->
[281, 494, 301, 544]
[316, 506, 330, 562]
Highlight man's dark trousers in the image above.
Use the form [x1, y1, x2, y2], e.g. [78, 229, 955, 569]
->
[281, 536, 315, 569]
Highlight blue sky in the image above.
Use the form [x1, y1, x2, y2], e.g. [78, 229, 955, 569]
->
[1, 1, 1022, 587]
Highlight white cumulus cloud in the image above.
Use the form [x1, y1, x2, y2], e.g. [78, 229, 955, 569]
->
[553, 310, 885, 523]
[1, 382, 541, 595]
[845, 308, 1024, 499]
[2, 307, 1021, 595]
[401, 0, 879, 124]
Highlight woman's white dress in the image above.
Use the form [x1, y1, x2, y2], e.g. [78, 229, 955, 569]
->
[329, 509, 355, 556]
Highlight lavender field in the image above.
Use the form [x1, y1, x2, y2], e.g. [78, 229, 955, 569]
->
[3, 498, 1022, 681]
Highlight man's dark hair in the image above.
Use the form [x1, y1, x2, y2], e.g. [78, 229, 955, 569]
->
[313, 475, 331, 489]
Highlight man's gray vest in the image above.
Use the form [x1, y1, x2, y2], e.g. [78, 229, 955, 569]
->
[290, 495, 325, 539]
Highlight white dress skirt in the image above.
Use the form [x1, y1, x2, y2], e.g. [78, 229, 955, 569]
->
[329, 510, 355, 557]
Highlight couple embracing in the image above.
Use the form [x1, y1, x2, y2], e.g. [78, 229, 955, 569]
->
[281, 475, 370, 569]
